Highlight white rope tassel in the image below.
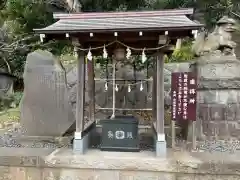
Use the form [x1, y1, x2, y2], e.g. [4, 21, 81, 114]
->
[87, 48, 93, 61]
[104, 82, 108, 91]
[141, 48, 147, 63]
[40, 34, 45, 42]
[192, 30, 198, 39]
[126, 47, 131, 59]
[103, 45, 108, 59]
[115, 85, 119, 92]
[140, 81, 144, 91]
[128, 84, 131, 92]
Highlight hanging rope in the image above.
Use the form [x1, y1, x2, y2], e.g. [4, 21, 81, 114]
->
[103, 79, 152, 86]
[77, 40, 169, 51]
[111, 60, 116, 119]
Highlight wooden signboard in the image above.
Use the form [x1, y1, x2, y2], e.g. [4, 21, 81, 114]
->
[171, 72, 197, 121]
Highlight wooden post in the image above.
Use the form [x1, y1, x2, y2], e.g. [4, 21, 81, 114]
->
[192, 121, 197, 150]
[155, 52, 167, 156]
[152, 60, 157, 122]
[156, 52, 165, 138]
[87, 59, 95, 123]
[75, 47, 85, 136]
[171, 120, 176, 149]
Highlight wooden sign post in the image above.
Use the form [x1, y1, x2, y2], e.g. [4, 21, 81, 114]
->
[171, 72, 197, 150]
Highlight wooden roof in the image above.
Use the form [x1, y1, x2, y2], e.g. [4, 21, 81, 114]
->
[34, 8, 202, 34]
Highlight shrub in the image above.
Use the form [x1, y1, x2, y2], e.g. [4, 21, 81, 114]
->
[0, 94, 14, 111]
[12, 92, 23, 106]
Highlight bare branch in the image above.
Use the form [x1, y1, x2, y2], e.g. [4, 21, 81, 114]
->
[231, 11, 240, 18]
[0, 34, 38, 49]
[2, 57, 11, 73]
[0, 39, 57, 53]
[46, 0, 71, 12]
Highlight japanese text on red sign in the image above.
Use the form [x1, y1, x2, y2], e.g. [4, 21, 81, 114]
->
[171, 72, 197, 121]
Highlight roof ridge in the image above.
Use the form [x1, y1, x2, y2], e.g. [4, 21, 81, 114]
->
[53, 8, 194, 19]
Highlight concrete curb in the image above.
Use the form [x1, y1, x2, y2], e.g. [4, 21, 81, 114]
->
[0, 148, 240, 176]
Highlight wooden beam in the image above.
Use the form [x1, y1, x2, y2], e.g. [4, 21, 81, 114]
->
[79, 32, 160, 42]
[78, 31, 191, 42]
[156, 52, 165, 141]
[45, 30, 193, 43]
[83, 40, 159, 48]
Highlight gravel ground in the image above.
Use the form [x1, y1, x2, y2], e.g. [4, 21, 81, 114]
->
[0, 123, 155, 151]
[1, 122, 239, 153]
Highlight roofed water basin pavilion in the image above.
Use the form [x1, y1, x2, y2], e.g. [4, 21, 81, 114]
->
[34, 8, 202, 157]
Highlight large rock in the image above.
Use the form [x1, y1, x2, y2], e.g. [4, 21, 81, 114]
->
[20, 50, 74, 136]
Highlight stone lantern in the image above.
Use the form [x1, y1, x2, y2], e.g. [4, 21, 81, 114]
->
[191, 16, 240, 141]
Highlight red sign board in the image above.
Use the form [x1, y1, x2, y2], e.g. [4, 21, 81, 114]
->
[171, 72, 197, 121]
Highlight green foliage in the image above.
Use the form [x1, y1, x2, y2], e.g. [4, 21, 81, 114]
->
[81, 0, 146, 11]
[154, 0, 195, 9]
[0, 0, 239, 77]
[0, 0, 72, 77]
[0, 92, 23, 112]
[0, 107, 20, 122]
[1, 0, 54, 34]
[0, 94, 14, 111]
[165, 39, 194, 63]
[12, 92, 23, 106]
[197, 0, 240, 28]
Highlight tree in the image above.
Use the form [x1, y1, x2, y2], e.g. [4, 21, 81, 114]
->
[0, 0, 239, 77]
[0, 0, 72, 77]
[165, 39, 194, 63]
[194, 0, 239, 28]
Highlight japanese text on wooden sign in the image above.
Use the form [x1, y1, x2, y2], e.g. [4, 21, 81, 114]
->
[171, 72, 197, 121]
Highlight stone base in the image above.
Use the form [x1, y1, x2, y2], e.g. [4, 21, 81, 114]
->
[73, 122, 96, 154]
[1, 148, 240, 179]
[156, 141, 167, 157]
[73, 133, 90, 154]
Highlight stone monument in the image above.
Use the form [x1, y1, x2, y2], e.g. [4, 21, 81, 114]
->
[191, 16, 240, 140]
[20, 50, 75, 136]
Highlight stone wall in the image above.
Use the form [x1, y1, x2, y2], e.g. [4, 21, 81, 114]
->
[1, 166, 239, 180]
[1, 147, 240, 180]
[193, 59, 240, 140]
[163, 60, 240, 140]
[198, 90, 240, 139]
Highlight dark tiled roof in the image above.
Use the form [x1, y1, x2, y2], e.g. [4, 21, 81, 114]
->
[34, 8, 202, 33]
[53, 8, 194, 19]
